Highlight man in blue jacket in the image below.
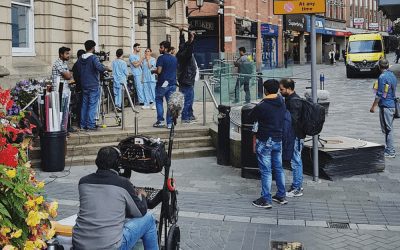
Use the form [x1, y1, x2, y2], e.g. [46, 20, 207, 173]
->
[75, 40, 107, 131]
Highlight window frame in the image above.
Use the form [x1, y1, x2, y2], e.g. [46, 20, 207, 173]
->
[11, 0, 35, 56]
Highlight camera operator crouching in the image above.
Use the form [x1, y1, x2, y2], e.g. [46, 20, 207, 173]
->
[74, 40, 109, 132]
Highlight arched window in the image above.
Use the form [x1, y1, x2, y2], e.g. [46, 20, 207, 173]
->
[11, 0, 35, 56]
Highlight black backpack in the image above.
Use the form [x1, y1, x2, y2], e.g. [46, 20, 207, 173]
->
[295, 97, 326, 136]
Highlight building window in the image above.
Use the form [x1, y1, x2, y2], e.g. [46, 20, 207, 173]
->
[11, 0, 35, 56]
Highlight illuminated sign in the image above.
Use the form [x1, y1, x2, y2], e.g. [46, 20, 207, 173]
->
[274, 0, 326, 15]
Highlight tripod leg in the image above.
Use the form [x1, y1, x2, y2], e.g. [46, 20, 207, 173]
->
[122, 83, 139, 114]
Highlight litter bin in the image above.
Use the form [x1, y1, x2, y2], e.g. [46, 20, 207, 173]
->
[217, 105, 231, 166]
[40, 131, 67, 172]
[241, 104, 259, 179]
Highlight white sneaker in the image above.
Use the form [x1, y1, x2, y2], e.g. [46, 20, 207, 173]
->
[142, 105, 150, 110]
[151, 105, 156, 110]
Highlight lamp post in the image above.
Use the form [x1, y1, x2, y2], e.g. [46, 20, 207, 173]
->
[219, 0, 225, 59]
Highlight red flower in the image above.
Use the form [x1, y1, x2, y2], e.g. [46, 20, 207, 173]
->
[6, 100, 14, 110]
[0, 137, 6, 147]
[0, 143, 18, 167]
[0, 87, 11, 106]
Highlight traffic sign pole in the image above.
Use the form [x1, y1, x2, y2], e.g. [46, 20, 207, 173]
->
[310, 14, 319, 181]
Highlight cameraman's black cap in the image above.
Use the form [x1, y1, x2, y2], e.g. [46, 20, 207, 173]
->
[133, 43, 140, 48]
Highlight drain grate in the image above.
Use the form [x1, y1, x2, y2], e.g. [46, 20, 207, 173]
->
[270, 241, 303, 250]
[328, 222, 350, 229]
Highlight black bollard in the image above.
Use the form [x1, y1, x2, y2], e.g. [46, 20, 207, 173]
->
[241, 103, 259, 179]
[217, 105, 231, 166]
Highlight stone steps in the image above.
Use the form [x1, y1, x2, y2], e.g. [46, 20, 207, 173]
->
[31, 147, 216, 167]
[31, 126, 216, 168]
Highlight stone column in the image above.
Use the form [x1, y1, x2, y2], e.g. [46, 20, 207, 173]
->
[316, 34, 323, 64]
[299, 32, 306, 64]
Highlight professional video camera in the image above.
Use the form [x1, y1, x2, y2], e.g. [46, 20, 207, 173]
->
[117, 135, 168, 176]
[94, 50, 110, 62]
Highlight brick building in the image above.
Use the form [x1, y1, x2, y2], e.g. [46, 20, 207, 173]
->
[188, 0, 284, 70]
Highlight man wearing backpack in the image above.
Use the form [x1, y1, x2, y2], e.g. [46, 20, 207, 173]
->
[370, 58, 397, 158]
[280, 79, 306, 197]
[250, 79, 288, 209]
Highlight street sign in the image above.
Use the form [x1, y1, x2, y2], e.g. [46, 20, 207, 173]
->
[273, 0, 326, 15]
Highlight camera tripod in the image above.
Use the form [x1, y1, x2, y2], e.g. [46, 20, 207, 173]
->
[96, 75, 122, 128]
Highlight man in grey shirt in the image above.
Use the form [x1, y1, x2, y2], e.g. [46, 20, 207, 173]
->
[234, 47, 251, 103]
[72, 146, 159, 250]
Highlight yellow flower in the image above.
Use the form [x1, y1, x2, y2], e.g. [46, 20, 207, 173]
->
[24, 161, 31, 168]
[46, 228, 56, 240]
[26, 211, 41, 227]
[0, 227, 11, 236]
[25, 199, 35, 209]
[35, 196, 44, 205]
[34, 238, 46, 248]
[39, 211, 49, 220]
[3, 245, 17, 250]
[24, 241, 35, 250]
[36, 181, 45, 189]
[10, 229, 22, 239]
[47, 201, 58, 218]
[5, 169, 16, 179]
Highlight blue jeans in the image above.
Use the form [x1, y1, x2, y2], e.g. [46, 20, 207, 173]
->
[81, 87, 100, 129]
[119, 213, 159, 250]
[256, 138, 286, 203]
[179, 85, 194, 121]
[155, 84, 176, 125]
[134, 74, 144, 104]
[291, 138, 304, 190]
[143, 81, 155, 105]
[379, 107, 396, 155]
[113, 81, 122, 108]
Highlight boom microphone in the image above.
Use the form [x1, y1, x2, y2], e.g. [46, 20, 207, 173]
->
[167, 91, 184, 125]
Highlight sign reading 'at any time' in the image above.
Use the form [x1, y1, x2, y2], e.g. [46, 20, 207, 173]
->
[273, 0, 326, 15]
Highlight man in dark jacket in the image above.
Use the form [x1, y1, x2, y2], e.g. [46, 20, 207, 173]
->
[72, 146, 158, 250]
[250, 80, 287, 209]
[71, 49, 86, 128]
[176, 29, 197, 123]
[279, 79, 305, 197]
[75, 40, 107, 131]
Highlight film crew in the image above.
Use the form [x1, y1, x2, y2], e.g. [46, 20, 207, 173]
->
[370, 58, 397, 158]
[234, 47, 251, 103]
[72, 146, 159, 250]
[176, 28, 198, 124]
[152, 41, 178, 129]
[71, 49, 86, 128]
[75, 40, 108, 131]
[112, 49, 129, 112]
[142, 48, 157, 110]
[129, 43, 145, 106]
[51, 46, 74, 132]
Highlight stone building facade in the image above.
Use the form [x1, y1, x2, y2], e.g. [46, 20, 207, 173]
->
[0, 0, 187, 87]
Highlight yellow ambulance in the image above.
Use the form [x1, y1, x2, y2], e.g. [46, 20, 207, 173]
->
[346, 33, 385, 78]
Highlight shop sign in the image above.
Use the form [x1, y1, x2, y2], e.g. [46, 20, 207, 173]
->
[353, 18, 364, 25]
[369, 23, 379, 30]
[261, 23, 279, 36]
[305, 15, 325, 33]
[188, 17, 218, 36]
[324, 19, 346, 30]
[273, 0, 326, 15]
[286, 15, 308, 32]
[236, 18, 258, 37]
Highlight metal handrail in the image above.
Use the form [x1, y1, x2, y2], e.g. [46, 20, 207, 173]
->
[201, 79, 219, 126]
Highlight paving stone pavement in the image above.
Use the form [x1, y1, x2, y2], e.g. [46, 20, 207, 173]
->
[36, 54, 400, 249]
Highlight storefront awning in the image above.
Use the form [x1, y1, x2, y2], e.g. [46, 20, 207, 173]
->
[378, 0, 400, 21]
[324, 28, 352, 37]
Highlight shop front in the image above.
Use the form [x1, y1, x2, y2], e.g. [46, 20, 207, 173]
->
[322, 19, 351, 62]
[188, 16, 219, 69]
[285, 15, 308, 64]
[235, 18, 258, 60]
[261, 23, 279, 69]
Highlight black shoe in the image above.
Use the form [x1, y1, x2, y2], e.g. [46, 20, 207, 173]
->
[153, 121, 165, 128]
[189, 115, 197, 121]
[252, 197, 272, 209]
[86, 127, 98, 132]
[139, 103, 144, 106]
[68, 127, 77, 133]
[272, 195, 288, 205]
[116, 107, 122, 112]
